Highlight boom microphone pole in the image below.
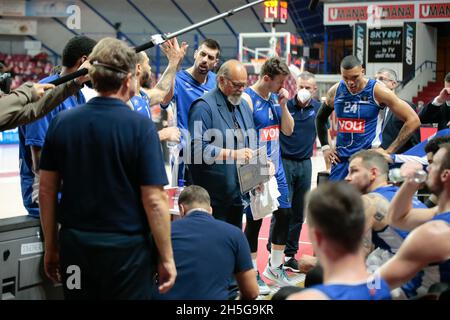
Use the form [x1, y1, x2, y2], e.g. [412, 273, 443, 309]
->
[49, 0, 264, 86]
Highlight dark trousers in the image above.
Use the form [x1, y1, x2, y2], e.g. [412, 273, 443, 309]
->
[282, 157, 312, 257]
[211, 203, 244, 299]
[59, 228, 155, 300]
[212, 204, 244, 230]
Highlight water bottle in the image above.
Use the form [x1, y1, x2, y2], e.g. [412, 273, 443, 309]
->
[167, 101, 178, 149]
[389, 168, 427, 184]
[173, 179, 185, 210]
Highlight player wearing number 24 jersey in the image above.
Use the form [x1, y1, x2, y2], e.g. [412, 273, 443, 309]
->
[315, 55, 420, 181]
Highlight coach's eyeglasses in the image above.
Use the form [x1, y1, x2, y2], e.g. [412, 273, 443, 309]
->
[224, 77, 247, 90]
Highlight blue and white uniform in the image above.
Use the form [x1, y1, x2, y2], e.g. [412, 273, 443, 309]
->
[401, 211, 450, 298]
[162, 70, 216, 186]
[245, 88, 290, 209]
[18, 74, 85, 217]
[391, 128, 450, 166]
[164, 70, 216, 131]
[310, 280, 392, 300]
[331, 79, 384, 180]
[370, 185, 426, 255]
[130, 90, 152, 119]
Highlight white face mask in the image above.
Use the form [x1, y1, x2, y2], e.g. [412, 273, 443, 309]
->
[297, 88, 312, 104]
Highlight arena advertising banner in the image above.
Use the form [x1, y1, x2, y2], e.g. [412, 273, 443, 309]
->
[368, 27, 403, 63]
[353, 23, 367, 65]
[403, 22, 416, 81]
[324, 1, 450, 25]
[0, 0, 75, 17]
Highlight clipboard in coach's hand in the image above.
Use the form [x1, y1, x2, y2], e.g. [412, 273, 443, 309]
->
[237, 145, 270, 195]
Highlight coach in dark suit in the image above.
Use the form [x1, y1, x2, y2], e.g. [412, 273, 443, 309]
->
[376, 68, 420, 153]
[188, 60, 256, 229]
[419, 72, 450, 131]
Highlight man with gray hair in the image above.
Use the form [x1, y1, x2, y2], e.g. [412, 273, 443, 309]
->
[188, 59, 256, 229]
[375, 68, 420, 153]
[276, 71, 325, 273]
[39, 37, 175, 299]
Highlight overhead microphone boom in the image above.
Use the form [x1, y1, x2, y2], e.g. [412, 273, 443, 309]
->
[49, 0, 265, 86]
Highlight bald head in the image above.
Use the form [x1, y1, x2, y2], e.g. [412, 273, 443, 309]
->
[217, 59, 248, 103]
[217, 59, 247, 79]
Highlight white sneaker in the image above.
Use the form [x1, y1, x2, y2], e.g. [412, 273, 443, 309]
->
[256, 271, 271, 295]
[263, 262, 297, 287]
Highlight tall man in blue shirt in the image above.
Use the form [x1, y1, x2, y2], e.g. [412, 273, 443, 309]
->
[19, 35, 97, 217]
[316, 55, 420, 181]
[163, 39, 221, 186]
[279, 71, 323, 272]
[39, 38, 175, 299]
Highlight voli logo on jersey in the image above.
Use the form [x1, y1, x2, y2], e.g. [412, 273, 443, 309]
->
[261, 125, 280, 141]
[338, 118, 366, 133]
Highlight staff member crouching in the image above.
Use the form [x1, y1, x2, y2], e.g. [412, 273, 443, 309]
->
[39, 38, 175, 299]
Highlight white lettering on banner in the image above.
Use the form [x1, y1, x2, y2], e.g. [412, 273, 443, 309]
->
[260, 125, 280, 142]
[323, 2, 450, 24]
[338, 118, 366, 133]
[405, 25, 414, 65]
[420, 3, 450, 19]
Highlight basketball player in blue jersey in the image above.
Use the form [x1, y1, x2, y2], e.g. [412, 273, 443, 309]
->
[380, 144, 450, 298]
[19, 35, 97, 218]
[130, 40, 187, 142]
[316, 55, 420, 181]
[288, 182, 391, 300]
[345, 150, 426, 265]
[162, 39, 220, 185]
[241, 57, 295, 291]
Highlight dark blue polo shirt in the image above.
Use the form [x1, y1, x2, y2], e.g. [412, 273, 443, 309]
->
[280, 98, 321, 160]
[154, 210, 253, 300]
[40, 96, 168, 234]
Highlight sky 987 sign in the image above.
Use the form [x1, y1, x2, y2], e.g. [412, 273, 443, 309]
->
[368, 27, 403, 62]
[263, 1, 288, 24]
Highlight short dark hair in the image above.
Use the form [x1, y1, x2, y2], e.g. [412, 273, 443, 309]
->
[62, 35, 97, 68]
[199, 39, 221, 59]
[349, 149, 389, 176]
[340, 55, 362, 70]
[425, 135, 450, 155]
[178, 185, 211, 207]
[260, 57, 290, 78]
[445, 72, 450, 83]
[438, 143, 450, 171]
[306, 182, 365, 253]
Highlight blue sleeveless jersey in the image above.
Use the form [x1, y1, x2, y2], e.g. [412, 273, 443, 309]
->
[402, 211, 450, 298]
[130, 90, 152, 119]
[334, 79, 384, 159]
[311, 279, 391, 300]
[371, 185, 426, 254]
[168, 70, 216, 130]
[244, 88, 290, 208]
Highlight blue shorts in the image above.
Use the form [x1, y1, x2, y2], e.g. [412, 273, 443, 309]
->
[329, 160, 349, 181]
